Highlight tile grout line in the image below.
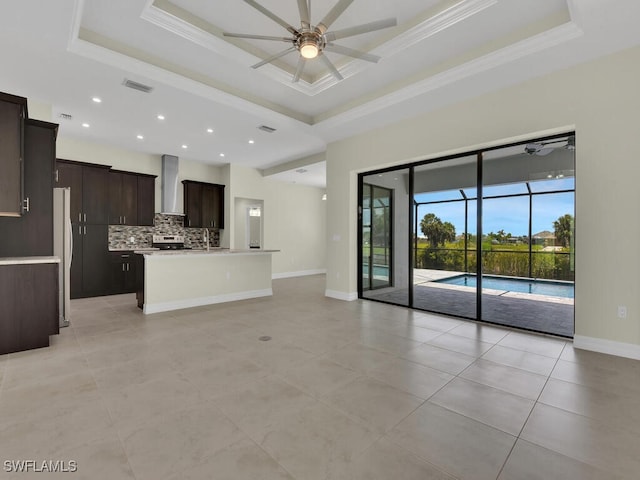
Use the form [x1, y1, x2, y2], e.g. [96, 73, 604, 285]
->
[494, 340, 567, 479]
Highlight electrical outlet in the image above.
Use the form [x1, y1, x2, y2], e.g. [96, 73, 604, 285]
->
[617, 305, 627, 319]
[129, 236, 135, 243]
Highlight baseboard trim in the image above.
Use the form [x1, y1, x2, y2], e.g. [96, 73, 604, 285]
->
[272, 269, 326, 279]
[325, 289, 358, 301]
[143, 289, 273, 314]
[573, 335, 640, 360]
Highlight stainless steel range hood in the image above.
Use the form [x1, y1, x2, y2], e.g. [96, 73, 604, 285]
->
[161, 154, 182, 215]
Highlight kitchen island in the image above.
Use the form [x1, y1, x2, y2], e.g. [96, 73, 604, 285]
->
[135, 248, 279, 314]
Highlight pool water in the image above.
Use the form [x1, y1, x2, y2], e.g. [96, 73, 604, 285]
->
[436, 274, 574, 298]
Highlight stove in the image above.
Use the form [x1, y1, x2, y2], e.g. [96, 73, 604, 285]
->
[152, 234, 190, 250]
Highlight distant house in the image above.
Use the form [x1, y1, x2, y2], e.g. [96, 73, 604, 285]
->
[533, 230, 556, 246]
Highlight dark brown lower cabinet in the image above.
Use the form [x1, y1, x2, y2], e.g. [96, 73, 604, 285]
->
[70, 223, 109, 298]
[0, 262, 59, 355]
[109, 251, 137, 294]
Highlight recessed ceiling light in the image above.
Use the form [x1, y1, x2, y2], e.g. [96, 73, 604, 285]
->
[248, 139, 255, 144]
[181, 144, 188, 149]
[136, 134, 144, 140]
[207, 128, 213, 133]
[219, 153, 225, 157]
[92, 97, 102, 103]
[82, 123, 90, 128]
[157, 114, 165, 120]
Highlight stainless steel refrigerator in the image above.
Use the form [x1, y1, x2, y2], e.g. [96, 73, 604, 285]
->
[53, 187, 72, 327]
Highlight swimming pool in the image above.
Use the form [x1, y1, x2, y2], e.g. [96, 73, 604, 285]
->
[435, 274, 574, 298]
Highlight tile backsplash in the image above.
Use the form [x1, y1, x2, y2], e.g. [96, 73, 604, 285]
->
[109, 214, 220, 250]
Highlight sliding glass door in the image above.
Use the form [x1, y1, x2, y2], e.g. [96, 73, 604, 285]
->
[358, 134, 575, 337]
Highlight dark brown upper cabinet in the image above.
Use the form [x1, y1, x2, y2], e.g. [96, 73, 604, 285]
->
[56, 160, 110, 225]
[108, 170, 156, 226]
[0, 92, 27, 217]
[183, 180, 225, 229]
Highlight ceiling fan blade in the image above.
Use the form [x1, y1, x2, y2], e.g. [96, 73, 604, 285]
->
[292, 56, 306, 83]
[251, 47, 297, 69]
[243, 0, 299, 34]
[297, 0, 310, 29]
[319, 54, 343, 81]
[324, 18, 397, 41]
[223, 32, 293, 42]
[316, 0, 354, 33]
[324, 43, 380, 63]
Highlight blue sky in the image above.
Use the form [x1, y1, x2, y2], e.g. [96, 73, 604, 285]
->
[415, 179, 574, 237]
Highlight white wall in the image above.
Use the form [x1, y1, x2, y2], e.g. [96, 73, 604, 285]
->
[228, 165, 327, 277]
[325, 45, 640, 356]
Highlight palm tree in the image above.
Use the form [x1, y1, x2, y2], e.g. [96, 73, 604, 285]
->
[420, 213, 456, 248]
[553, 214, 573, 248]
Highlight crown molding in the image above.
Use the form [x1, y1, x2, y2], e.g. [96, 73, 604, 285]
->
[140, 0, 497, 97]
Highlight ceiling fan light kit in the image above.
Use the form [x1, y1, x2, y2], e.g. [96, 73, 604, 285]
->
[223, 0, 397, 83]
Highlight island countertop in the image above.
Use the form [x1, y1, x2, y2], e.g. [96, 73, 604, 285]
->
[135, 248, 279, 256]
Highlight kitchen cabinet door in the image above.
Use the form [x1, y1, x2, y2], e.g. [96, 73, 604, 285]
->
[183, 181, 202, 228]
[0, 93, 26, 217]
[0, 119, 57, 257]
[56, 161, 83, 222]
[109, 171, 138, 225]
[82, 165, 109, 224]
[109, 251, 137, 294]
[81, 224, 109, 296]
[137, 174, 155, 226]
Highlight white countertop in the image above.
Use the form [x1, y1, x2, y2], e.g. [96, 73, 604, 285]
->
[136, 248, 279, 256]
[0, 256, 61, 266]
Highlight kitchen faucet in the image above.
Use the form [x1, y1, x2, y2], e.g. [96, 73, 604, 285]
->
[203, 228, 209, 251]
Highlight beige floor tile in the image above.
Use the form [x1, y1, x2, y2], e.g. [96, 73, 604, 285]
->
[372, 323, 445, 343]
[427, 333, 494, 357]
[258, 402, 379, 480]
[1, 350, 90, 390]
[367, 357, 454, 399]
[56, 435, 137, 480]
[323, 376, 424, 433]
[409, 314, 466, 332]
[430, 377, 535, 435]
[329, 437, 456, 480]
[180, 353, 270, 398]
[72, 318, 137, 339]
[104, 372, 208, 436]
[481, 345, 558, 376]
[448, 322, 510, 343]
[213, 375, 316, 442]
[402, 344, 476, 375]
[277, 356, 360, 398]
[539, 378, 640, 434]
[521, 403, 640, 479]
[325, 343, 396, 373]
[357, 329, 423, 355]
[389, 402, 516, 480]
[499, 439, 622, 480]
[91, 353, 178, 392]
[460, 358, 548, 399]
[240, 340, 319, 375]
[122, 402, 247, 480]
[498, 332, 566, 358]
[551, 358, 640, 395]
[164, 438, 295, 480]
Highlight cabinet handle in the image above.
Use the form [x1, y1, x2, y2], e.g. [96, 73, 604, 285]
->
[79, 213, 82, 222]
[188, 219, 191, 227]
[55, 170, 59, 183]
[123, 216, 126, 224]
[122, 264, 125, 272]
[79, 225, 82, 235]
[84, 213, 87, 222]
[84, 226, 87, 235]
[127, 263, 130, 272]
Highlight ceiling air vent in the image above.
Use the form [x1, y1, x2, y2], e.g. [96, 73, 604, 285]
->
[258, 125, 276, 133]
[296, 168, 308, 173]
[59, 113, 73, 120]
[122, 78, 154, 93]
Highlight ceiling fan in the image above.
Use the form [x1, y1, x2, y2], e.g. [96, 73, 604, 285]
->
[223, 0, 397, 83]
[525, 136, 575, 156]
